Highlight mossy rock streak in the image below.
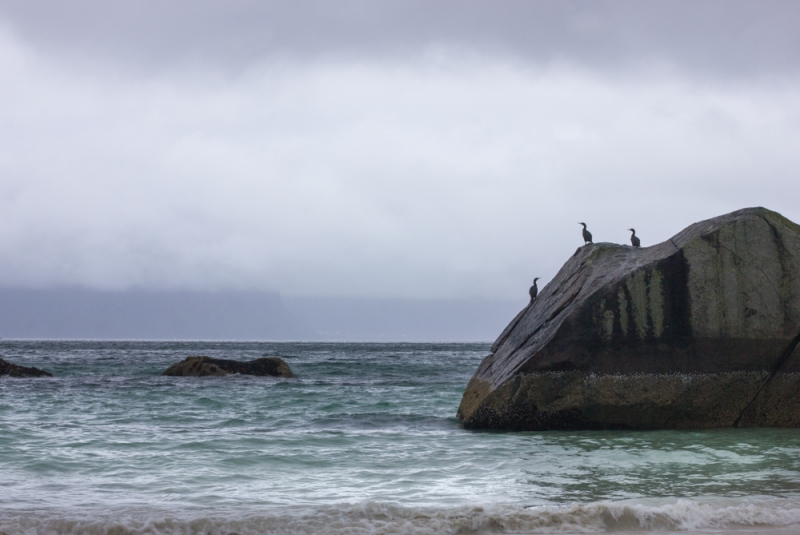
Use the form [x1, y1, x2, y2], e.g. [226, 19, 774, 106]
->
[458, 207, 800, 430]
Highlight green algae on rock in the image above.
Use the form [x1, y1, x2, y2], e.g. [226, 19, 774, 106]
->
[163, 355, 294, 378]
[458, 207, 800, 430]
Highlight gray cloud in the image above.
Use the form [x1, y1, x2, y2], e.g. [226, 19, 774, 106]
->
[0, 1, 799, 302]
[1, 1, 799, 77]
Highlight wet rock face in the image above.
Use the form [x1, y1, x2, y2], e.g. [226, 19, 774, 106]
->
[162, 356, 294, 378]
[458, 207, 800, 430]
[0, 358, 53, 378]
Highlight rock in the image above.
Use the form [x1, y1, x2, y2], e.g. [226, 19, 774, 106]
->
[0, 357, 53, 378]
[458, 207, 800, 430]
[162, 356, 294, 378]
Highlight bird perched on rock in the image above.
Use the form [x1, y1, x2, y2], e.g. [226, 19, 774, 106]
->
[529, 277, 540, 301]
[628, 228, 641, 248]
[579, 222, 592, 245]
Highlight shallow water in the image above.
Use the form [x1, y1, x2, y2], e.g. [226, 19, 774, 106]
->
[2, 340, 800, 533]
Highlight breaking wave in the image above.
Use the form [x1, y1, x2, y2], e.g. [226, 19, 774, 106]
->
[3, 499, 800, 534]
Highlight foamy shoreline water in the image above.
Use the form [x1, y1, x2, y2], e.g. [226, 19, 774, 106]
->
[2, 341, 800, 534]
[4, 499, 800, 534]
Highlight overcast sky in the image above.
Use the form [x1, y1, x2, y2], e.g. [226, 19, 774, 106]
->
[1, 1, 799, 299]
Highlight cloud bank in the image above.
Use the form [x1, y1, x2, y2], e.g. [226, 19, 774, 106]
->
[0, 2, 799, 299]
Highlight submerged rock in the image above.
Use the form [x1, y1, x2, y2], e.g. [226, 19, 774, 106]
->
[0, 357, 53, 377]
[162, 356, 294, 378]
[458, 207, 800, 430]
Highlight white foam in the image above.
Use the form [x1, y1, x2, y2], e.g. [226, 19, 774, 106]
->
[3, 498, 800, 535]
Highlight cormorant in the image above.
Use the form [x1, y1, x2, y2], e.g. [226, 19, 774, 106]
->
[628, 228, 641, 248]
[529, 277, 540, 301]
[579, 222, 592, 245]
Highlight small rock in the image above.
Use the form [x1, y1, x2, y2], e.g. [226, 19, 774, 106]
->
[0, 357, 53, 378]
[162, 356, 294, 378]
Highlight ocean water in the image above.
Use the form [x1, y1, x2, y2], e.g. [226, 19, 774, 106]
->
[2, 341, 800, 534]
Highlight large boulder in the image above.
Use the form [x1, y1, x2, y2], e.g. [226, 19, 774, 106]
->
[458, 207, 800, 430]
[0, 357, 53, 377]
[163, 356, 294, 378]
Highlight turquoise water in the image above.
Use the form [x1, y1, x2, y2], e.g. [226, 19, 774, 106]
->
[2, 341, 800, 534]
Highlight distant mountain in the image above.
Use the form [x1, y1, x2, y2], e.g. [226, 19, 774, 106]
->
[0, 288, 526, 341]
[0, 288, 312, 340]
[282, 296, 524, 342]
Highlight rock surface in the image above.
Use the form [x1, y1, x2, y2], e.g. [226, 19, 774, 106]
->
[162, 356, 294, 378]
[458, 207, 800, 430]
[0, 357, 53, 378]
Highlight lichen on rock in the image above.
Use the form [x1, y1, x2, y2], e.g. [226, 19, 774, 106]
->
[458, 207, 800, 430]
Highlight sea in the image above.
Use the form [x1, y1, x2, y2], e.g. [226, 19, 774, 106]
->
[2, 341, 800, 535]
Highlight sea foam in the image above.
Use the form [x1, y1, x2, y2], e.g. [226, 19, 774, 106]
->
[3, 498, 800, 535]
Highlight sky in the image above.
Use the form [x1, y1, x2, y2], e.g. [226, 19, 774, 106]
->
[1, 0, 799, 300]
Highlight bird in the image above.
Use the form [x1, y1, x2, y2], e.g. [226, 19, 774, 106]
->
[579, 222, 592, 245]
[628, 228, 641, 248]
[529, 277, 540, 301]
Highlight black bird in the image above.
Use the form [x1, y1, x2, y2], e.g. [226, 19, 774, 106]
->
[529, 277, 540, 301]
[628, 228, 641, 248]
[579, 222, 592, 245]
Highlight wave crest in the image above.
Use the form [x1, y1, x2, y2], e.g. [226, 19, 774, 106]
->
[3, 498, 800, 534]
